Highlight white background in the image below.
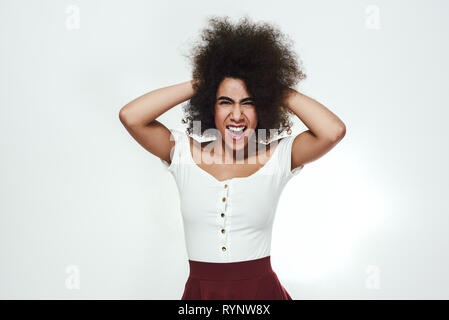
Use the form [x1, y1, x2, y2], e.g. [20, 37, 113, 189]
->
[1, 0, 448, 299]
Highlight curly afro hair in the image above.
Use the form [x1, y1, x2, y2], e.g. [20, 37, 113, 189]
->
[181, 15, 306, 143]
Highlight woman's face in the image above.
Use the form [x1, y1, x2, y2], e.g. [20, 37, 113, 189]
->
[214, 77, 258, 152]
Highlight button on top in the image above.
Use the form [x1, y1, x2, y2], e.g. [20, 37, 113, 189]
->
[224, 184, 228, 189]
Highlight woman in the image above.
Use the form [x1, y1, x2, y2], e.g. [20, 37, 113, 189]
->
[119, 16, 346, 300]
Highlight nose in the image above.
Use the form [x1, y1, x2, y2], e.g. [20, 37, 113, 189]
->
[231, 104, 244, 122]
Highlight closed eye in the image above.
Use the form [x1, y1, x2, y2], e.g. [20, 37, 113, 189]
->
[219, 101, 254, 105]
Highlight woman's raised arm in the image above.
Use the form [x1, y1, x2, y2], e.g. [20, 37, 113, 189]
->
[283, 88, 346, 170]
[118, 80, 195, 164]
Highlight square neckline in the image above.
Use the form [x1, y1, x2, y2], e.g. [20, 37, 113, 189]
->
[184, 135, 284, 183]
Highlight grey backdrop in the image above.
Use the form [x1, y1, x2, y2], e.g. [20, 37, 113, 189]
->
[1, 0, 448, 299]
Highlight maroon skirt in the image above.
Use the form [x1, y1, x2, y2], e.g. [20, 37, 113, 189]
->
[181, 256, 292, 300]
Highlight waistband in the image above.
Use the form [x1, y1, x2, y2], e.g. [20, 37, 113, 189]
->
[188, 256, 273, 281]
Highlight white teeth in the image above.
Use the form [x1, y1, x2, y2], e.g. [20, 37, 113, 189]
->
[227, 126, 246, 133]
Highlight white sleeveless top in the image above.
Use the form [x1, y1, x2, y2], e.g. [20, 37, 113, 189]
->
[160, 129, 304, 263]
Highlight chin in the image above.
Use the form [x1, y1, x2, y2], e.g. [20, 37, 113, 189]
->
[222, 127, 256, 150]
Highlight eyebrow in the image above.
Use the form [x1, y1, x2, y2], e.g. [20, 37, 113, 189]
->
[217, 96, 255, 103]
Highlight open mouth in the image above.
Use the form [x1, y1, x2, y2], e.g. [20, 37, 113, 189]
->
[226, 125, 247, 141]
